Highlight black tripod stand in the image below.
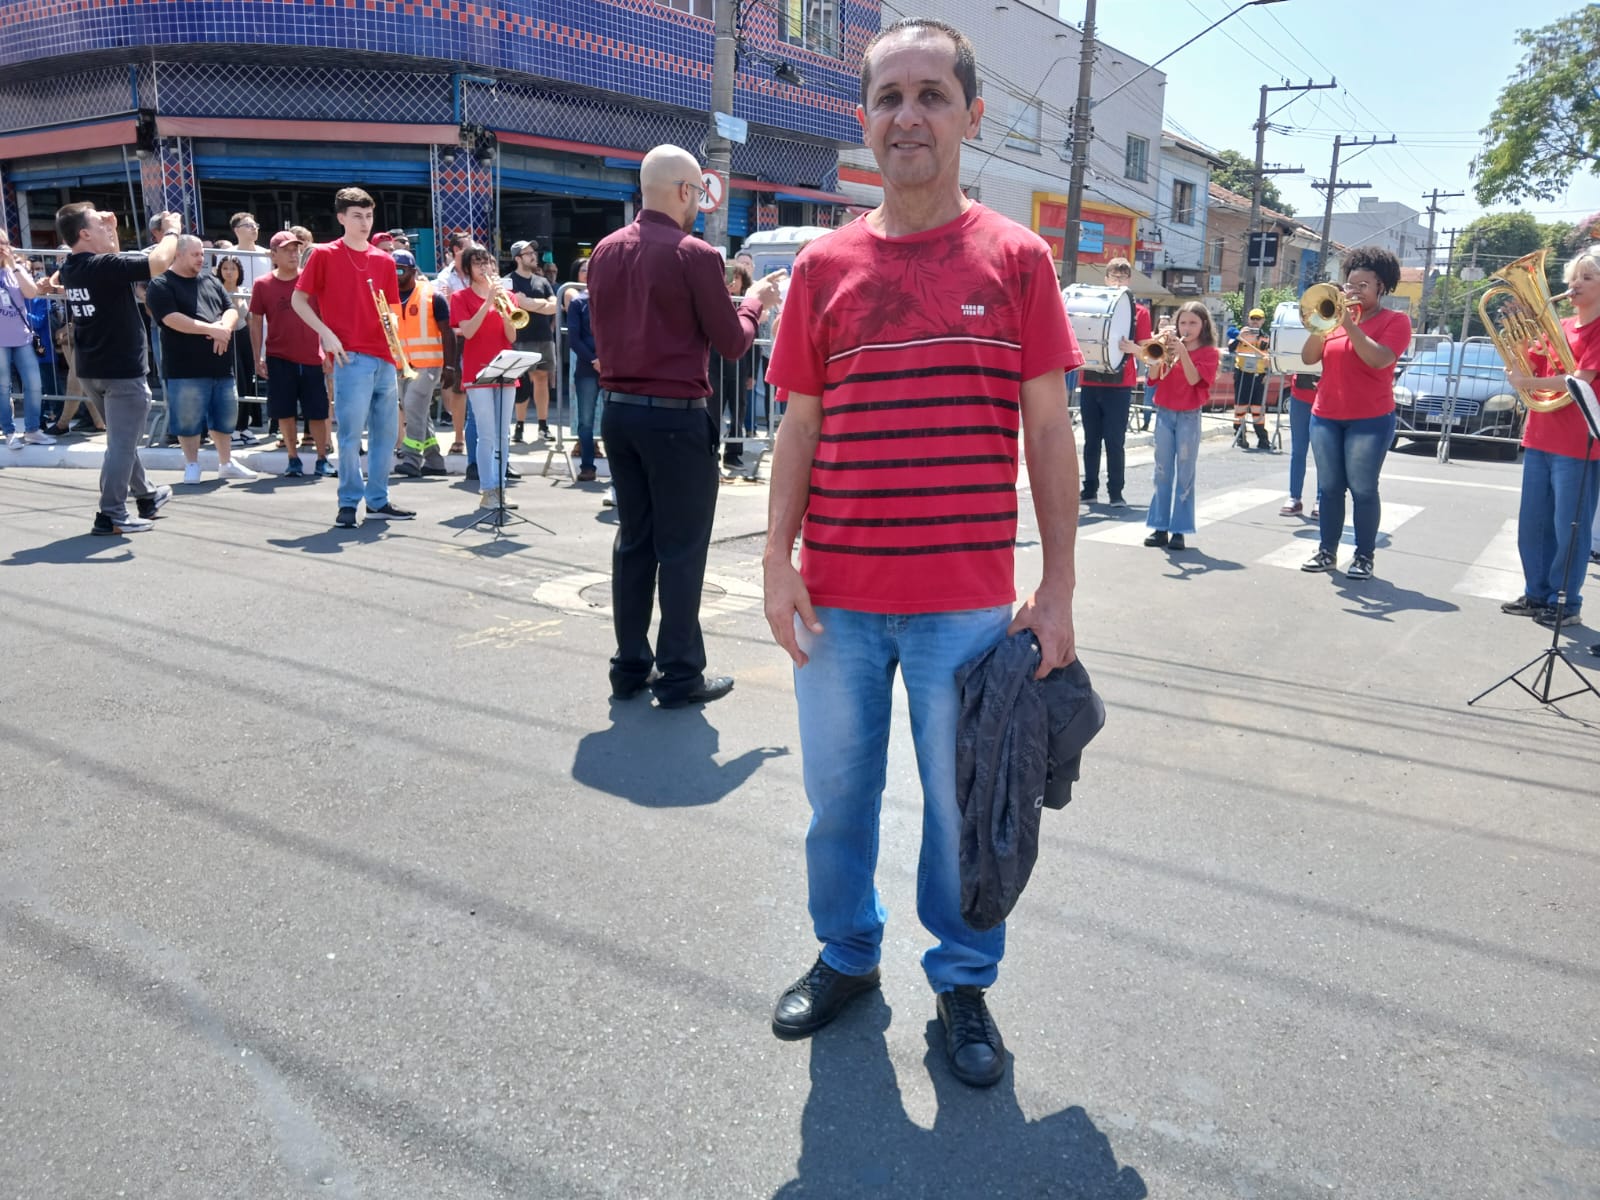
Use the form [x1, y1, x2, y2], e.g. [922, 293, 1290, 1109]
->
[457, 350, 551, 539]
[1470, 427, 1600, 709]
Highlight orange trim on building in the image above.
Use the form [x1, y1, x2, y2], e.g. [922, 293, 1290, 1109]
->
[0, 119, 137, 159]
[492, 131, 644, 161]
[155, 117, 459, 144]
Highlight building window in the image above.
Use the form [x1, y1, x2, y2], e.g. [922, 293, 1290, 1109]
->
[780, 0, 842, 56]
[1002, 96, 1043, 154]
[1171, 179, 1195, 226]
[662, 0, 715, 16]
[1210, 236, 1225, 272]
[1124, 135, 1148, 182]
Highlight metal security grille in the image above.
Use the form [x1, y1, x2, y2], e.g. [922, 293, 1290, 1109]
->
[148, 62, 453, 125]
[0, 66, 132, 132]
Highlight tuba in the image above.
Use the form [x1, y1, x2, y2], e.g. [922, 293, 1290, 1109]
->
[1299, 282, 1357, 335]
[495, 281, 530, 331]
[370, 281, 417, 380]
[1477, 249, 1574, 413]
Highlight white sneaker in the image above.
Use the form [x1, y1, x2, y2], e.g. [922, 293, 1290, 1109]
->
[23, 429, 58, 446]
[217, 459, 259, 481]
[5, 433, 20, 450]
[182, 462, 202, 484]
[603, 486, 617, 508]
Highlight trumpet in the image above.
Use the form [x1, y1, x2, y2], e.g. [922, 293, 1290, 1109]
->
[494, 282, 530, 331]
[371, 281, 417, 379]
[1299, 282, 1358, 334]
[1139, 334, 1176, 379]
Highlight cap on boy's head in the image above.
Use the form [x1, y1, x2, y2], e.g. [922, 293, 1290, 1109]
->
[1248, 308, 1265, 320]
[268, 230, 299, 250]
[371, 231, 395, 248]
[391, 249, 417, 268]
[509, 240, 532, 257]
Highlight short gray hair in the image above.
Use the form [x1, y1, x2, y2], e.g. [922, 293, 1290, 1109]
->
[1564, 246, 1600, 283]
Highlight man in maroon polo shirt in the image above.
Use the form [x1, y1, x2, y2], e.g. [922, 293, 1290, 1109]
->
[588, 143, 782, 708]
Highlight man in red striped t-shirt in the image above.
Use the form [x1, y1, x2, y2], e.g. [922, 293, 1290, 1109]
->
[762, 17, 1083, 1088]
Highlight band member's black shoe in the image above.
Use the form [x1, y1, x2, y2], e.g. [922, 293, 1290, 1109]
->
[772, 958, 881, 1039]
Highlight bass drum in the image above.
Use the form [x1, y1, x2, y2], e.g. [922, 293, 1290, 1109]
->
[1061, 285, 1132, 375]
[1269, 300, 1322, 376]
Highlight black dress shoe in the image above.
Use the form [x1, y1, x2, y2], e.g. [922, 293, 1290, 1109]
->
[655, 674, 734, 708]
[772, 957, 881, 1040]
[936, 986, 1006, 1088]
[1143, 530, 1168, 547]
[610, 670, 660, 701]
[1168, 533, 1187, 551]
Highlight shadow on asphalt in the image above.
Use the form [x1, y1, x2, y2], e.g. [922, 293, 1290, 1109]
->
[0, 534, 136, 566]
[572, 700, 787, 807]
[1330, 575, 1460, 620]
[266, 523, 393, 553]
[1160, 547, 1244, 578]
[772, 995, 1146, 1199]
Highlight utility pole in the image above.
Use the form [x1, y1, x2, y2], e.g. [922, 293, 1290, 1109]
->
[1311, 134, 1393, 281]
[1061, 0, 1097, 281]
[1244, 78, 1335, 313]
[1417, 188, 1463, 335]
[703, 0, 737, 253]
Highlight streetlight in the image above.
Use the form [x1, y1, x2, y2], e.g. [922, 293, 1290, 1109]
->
[1061, 0, 1289, 279]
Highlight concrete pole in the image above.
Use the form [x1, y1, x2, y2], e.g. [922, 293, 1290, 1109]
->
[703, 0, 737, 253]
[1061, 0, 1097, 282]
[1242, 84, 1269, 315]
[1315, 135, 1342, 283]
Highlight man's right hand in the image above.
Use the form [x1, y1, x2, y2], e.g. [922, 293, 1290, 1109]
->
[320, 329, 350, 366]
[748, 269, 787, 311]
[763, 557, 823, 667]
[256, 359, 268, 378]
[159, 211, 182, 237]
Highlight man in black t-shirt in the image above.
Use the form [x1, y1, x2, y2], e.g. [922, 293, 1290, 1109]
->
[147, 235, 258, 484]
[56, 202, 182, 535]
[506, 239, 558, 441]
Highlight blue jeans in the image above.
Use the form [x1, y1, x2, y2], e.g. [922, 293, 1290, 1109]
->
[465, 401, 478, 467]
[1288, 397, 1314, 502]
[166, 375, 238, 437]
[1, 343, 44, 435]
[794, 603, 1013, 992]
[466, 384, 513, 489]
[1310, 412, 1395, 557]
[1517, 447, 1600, 612]
[574, 374, 600, 469]
[332, 352, 398, 510]
[1147, 407, 1200, 534]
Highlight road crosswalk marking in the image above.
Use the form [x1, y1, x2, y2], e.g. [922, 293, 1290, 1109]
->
[1452, 517, 1523, 601]
[1255, 503, 1425, 571]
[1083, 488, 1281, 545]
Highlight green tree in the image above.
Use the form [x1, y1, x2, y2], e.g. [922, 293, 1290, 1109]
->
[1213, 149, 1295, 216]
[1472, 6, 1600, 205]
[1450, 211, 1543, 272]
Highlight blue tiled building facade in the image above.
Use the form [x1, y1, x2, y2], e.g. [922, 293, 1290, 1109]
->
[0, 0, 878, 263]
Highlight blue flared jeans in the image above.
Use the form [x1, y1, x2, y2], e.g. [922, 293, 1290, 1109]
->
[1310, 411, 1395, 558]
[1147, 407, 1200, 535]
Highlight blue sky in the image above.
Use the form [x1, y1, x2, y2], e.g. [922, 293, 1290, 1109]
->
[1053, 0, 1599, 244]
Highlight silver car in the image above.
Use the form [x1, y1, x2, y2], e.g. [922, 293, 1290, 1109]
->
[1392, 340, 1523, 460]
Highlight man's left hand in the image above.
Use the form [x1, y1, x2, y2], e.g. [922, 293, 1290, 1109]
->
[1008, 583, 1076, 679]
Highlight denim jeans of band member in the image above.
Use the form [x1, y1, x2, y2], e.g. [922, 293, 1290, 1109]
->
[332, 352, 399, 510]
[397, 365, 443, 470]
[78, 376, 156, 520]
[574, 375, 600, 470]
[1078, 385, 1132, 497]
[0, 343, 43, 435]
[465, 401, 478, 467]
[1517, 447, 1600, 612]
[1288, 396, 1315, 502]
[1147, 406, 1200, 535]
[166, 375, 238, 438]
[601, 399, 719, 702]
[795, 603, 1013, 992]
[1310, 411, 1395, 557]
[466, 384, 513, 490]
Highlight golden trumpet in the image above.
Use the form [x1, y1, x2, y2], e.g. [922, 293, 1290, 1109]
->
[370, 282, 417, 380]
[1299, 282, 1359, 335]
[495, 283, 530, 331]
[1141, 333, 1177, 379]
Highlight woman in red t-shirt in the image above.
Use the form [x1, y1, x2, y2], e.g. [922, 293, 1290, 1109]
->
[449, 246, 518, 510]
[1500, 247, 1600, 627]
[1300, 247, 1413, 580]
[1143, 301, 1221, 552]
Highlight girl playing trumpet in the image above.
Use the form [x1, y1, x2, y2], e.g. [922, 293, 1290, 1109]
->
[1144, 302, 1220, 551]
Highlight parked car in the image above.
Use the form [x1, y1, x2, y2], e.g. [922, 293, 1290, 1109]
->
[1392, 340, 1523, 459]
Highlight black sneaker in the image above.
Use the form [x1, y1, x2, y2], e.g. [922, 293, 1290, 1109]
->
[91, 511, 153, 535]
[365, 503, 415, 521]
[420, 463, 449, 476]
[334, 506, 358, 528]
[537, 421, 550, 440]
[505, 464, 521, 480]
[936, 986, 1006, 1088]
[1346, 554, 1374, 580]
[1143, 530, 1168, 548]
[1534, 606, 1580, 628]
[465, 463, 479, 481]
[1107, 494, 1127, 508]
[1168, 533, 1187, 551]
[513, 422, 526, 444]
[284, 457, 305, 478]
[771, 957, 881, 1040]
[1500, 595, 1548, 617]
[1301, 548, 1337, 573]
[135, 485, 173, 520]
[1079, 489, 1097, 503]
[394, 461, 422, 478]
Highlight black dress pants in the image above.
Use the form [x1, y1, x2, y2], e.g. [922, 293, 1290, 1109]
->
[601, 400, 720, 701]
[1079, 385, 1132, 498]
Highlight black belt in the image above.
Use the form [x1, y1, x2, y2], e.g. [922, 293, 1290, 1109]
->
[605, 392, 707, 410]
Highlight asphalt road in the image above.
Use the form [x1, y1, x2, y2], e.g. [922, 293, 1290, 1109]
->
[1, 430, 1597, 1199]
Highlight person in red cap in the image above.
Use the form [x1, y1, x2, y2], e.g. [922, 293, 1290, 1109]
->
[250, 229, 334, 476]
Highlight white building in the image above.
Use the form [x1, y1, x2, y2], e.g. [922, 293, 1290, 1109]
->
[1152, 130, 1224, 300]
[837, 0, 1169, 293]
[1300, 196, 1429, 267]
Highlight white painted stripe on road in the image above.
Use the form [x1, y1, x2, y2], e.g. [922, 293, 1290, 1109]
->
[1452, 517, 1524, 601]
[1085, 487, 1281, 545]
[1256, 503, 1425, 570]
[1385, 473, 1520, 493]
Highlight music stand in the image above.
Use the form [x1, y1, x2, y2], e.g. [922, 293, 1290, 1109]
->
[1469, 376, 1600, 708]
[457, 349, 549, 538]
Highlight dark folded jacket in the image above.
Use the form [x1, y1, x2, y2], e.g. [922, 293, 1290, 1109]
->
[954, 632, 1106, 932]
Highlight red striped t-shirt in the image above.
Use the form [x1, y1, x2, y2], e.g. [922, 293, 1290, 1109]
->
[766, 204, 1083, 614]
